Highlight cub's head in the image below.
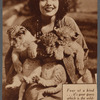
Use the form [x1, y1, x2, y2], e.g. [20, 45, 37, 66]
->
[7, 25, 36, 51]
[40, 32, 59, 55]
[55, 27, 79, 42]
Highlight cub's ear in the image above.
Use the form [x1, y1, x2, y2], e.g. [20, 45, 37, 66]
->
[75, 32, 79, 37]
[7, 27, 15, 40]
[7, 27, 14, 35]
[18, 26, 26, 34]
[71, 32, 79, 40]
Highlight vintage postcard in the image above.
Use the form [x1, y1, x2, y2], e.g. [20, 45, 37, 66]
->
[2, 0, 98, 100]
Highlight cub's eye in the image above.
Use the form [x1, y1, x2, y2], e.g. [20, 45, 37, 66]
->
[63, 36, 66, 39]
[55, 42, 59, 47]
[15, 33, 21, 37]
[50, 45, 54, 48]
[20, 30, 25, 34]
[13, 38, 17, 42]
[18, 36, 22, 39]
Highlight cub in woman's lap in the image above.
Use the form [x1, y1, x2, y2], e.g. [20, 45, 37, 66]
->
[24, 61, 67, 100]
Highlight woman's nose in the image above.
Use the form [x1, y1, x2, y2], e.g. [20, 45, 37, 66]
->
[46, 0, 52, 6]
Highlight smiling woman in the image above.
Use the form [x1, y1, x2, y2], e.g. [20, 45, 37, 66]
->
[39, 0, 59, 17]
[4, 0, 89, 100]
[28, 0, 69, 20]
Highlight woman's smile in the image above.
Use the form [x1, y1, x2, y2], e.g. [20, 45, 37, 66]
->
[45, 7, 55, 12]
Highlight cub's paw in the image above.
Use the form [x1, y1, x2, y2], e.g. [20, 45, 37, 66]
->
[28, 45, 37, 59]
[76, 63, 85, 75]
[23, 76, 32, 84]
[23, 75, 39, 84]
[5, 84, 18, 89]
[13, 61, 22, 73]
[37, 77, 46, 87]
[32, 75, 40, 83]
[64, 45, 74, 57]
[54, 46, 64, 60]
[5, 85, 12, 89]
[5, 82, 21, 89]
[77, 62, 84, 69]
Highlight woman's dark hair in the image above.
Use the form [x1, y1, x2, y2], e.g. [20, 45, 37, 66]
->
[28, 0, 69, 20]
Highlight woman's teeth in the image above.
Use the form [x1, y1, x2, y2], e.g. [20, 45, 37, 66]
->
[45, 7, 54, 12]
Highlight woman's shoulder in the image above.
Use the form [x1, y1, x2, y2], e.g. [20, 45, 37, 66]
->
[63, 14, 75, 21]
[58, 14, 81, 34]
[21, 16, 38, 35]
[59, 14, 76, 26]
[21, 16, 37, 25]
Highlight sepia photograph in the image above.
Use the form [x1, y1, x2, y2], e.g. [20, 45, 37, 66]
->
[2, 0, 97, 100]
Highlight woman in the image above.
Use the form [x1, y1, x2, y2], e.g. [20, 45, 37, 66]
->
[5, 0, 88, 100]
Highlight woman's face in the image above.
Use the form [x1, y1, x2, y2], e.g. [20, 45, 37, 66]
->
[39, 0, 59, 17]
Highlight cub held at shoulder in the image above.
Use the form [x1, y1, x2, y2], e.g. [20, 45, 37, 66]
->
[54, 26, 85, 75]
[7, 25, 38, 73]
[6, 26, 38, 100]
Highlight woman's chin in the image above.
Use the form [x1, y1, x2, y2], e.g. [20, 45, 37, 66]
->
[42, 11, 57, 17]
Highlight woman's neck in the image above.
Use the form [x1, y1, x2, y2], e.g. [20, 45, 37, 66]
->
[41, 15, 56, 26]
